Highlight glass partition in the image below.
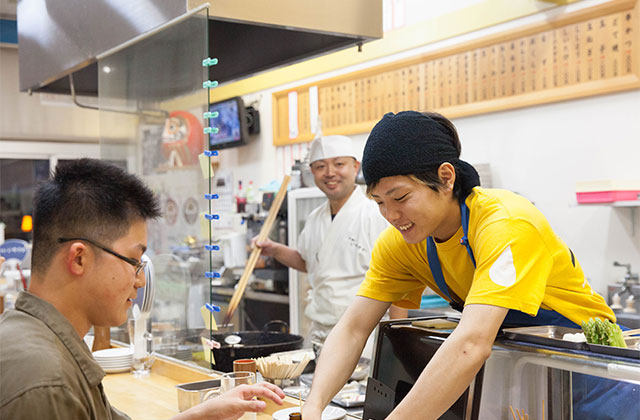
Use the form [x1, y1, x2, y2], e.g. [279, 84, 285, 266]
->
[98, 8, 211, 367]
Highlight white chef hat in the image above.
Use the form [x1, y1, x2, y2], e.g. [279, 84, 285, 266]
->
[308, 135, 357, 164]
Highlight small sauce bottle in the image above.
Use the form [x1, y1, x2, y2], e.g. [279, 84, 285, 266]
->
[288, 412, 302, 420]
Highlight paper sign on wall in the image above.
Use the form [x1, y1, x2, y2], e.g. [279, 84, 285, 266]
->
[288, 91, 298, 139]
[200, 305, 218, 331]
[198, 153, 216, 179]
[200, 337, 216, 364]
[309, 86, 319, 136]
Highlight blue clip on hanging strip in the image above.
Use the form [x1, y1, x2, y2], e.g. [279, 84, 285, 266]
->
[204, 194, 219, 200]
[204, 213, 219, 220]
[204, 150, 219, 157]
[205, 302, 221, 313]
[202, 80, 219, 89]
[205, 244, 220, 251]
[205, 271, 221, 278]
[202, 57, 219, 67]
[203, 111, 219, 119]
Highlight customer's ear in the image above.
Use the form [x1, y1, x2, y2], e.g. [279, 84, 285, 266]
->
[65, 243, 89, 276]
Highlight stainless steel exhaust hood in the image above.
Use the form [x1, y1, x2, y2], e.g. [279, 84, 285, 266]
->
[18, 0, 382, 97]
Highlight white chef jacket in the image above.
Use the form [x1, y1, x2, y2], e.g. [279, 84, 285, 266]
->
[297, 186, 388, 326]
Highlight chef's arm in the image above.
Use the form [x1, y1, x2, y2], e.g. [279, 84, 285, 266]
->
[387, 304, 508, 420]
[303, 296, 391, 419]
[252, 238, 307, 272]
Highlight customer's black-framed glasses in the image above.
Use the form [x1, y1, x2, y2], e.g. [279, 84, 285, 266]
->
[57, 237, 146, 276]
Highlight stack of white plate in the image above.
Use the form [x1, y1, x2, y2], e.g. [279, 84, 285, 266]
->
[93, 347, 133, 373]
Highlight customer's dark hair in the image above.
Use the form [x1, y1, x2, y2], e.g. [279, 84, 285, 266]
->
[31, 158, 161, 273]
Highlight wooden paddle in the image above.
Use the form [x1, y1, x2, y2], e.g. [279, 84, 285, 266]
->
[222, 175, 290, 326]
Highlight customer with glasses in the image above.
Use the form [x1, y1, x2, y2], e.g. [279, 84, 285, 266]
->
[0, 158, 284, 420]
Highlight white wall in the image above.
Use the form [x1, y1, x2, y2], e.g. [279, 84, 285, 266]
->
[215, 1, 640, 296]
[454, 90, 640, 294]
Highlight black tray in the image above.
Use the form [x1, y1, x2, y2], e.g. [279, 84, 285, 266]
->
[502, 325, 589, 351]
[588, 337, 640, 360]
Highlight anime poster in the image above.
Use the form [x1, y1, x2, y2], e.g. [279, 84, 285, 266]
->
[161, 110, 204, 167]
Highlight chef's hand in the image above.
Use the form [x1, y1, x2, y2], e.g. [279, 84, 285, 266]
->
[178, 382, 285, 420]
[251, 236, 279, 257]
[301, 402, 323, 420]
[251, 235, 307, 272]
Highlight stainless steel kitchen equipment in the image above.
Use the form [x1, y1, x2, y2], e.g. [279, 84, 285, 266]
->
[175, 379, 220, 412]
[18, 0, 382, 96]
[286, 187, 327, 337]
[608, 261, 640, 329]
[363, 317, 483, 420]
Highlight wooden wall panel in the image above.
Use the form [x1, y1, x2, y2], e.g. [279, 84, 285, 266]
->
[272, 0, 640, 146]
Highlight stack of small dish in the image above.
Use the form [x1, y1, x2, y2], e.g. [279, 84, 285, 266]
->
[175, 345, 193, 361]
[93, 347, 133, 373]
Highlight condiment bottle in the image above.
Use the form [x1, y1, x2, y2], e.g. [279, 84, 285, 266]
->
[288, 413, 302, 420]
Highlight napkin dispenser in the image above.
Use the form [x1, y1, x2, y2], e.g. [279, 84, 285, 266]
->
[363, 317, 484, 420]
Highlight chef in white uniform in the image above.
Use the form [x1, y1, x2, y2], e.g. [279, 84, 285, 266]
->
[254, 135, 402, 353]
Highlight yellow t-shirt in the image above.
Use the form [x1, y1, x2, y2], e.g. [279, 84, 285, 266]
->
[358, 187, 615, 325]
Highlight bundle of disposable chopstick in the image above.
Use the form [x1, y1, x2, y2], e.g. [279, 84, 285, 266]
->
[510, 401, 545, 420]
[255, 353, 311, 379]
[509, 406, 530, 420]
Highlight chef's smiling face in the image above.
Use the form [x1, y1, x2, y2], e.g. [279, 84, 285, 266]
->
[370, 171, 459, 243]
[310, 156, 360, 203]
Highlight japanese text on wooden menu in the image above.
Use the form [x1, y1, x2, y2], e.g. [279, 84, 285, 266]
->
[272, 0, 639, 146]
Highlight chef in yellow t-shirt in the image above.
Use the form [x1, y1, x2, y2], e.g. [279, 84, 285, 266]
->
[302, 111, 636, 420]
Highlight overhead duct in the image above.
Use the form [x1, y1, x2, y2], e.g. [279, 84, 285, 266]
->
[18, 0, 382, 98]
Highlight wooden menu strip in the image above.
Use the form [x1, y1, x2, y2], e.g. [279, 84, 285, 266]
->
[273, 0, 635, 98]
[272, 0, 638, 146]
[222, 175, 291, 326]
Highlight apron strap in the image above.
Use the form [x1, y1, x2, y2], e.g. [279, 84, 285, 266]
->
[427, 237, 452, 301]
[427, 238, 465, 312]
[459, 200, 476, 267]
[426, 201, 471, 312]
[426, 201, 474, 312]
[426, 200, 575, 327]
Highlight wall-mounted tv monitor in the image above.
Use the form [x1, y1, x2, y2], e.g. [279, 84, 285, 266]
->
[208, 96, 249, 150]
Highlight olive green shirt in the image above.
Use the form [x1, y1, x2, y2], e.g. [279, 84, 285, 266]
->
[0, 291, 130, 420]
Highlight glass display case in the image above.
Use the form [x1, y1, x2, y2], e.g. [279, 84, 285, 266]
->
[367, 318, 639, 420]
[480, 340, 639, 419]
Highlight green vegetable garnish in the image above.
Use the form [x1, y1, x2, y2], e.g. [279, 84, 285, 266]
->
[581, 318, 627, 348]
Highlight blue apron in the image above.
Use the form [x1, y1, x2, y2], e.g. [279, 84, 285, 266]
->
[426, 200, 578, 327]
[425, 200, 638, 419]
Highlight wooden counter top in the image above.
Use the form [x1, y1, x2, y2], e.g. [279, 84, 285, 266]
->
[102, 356, 296, 420]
